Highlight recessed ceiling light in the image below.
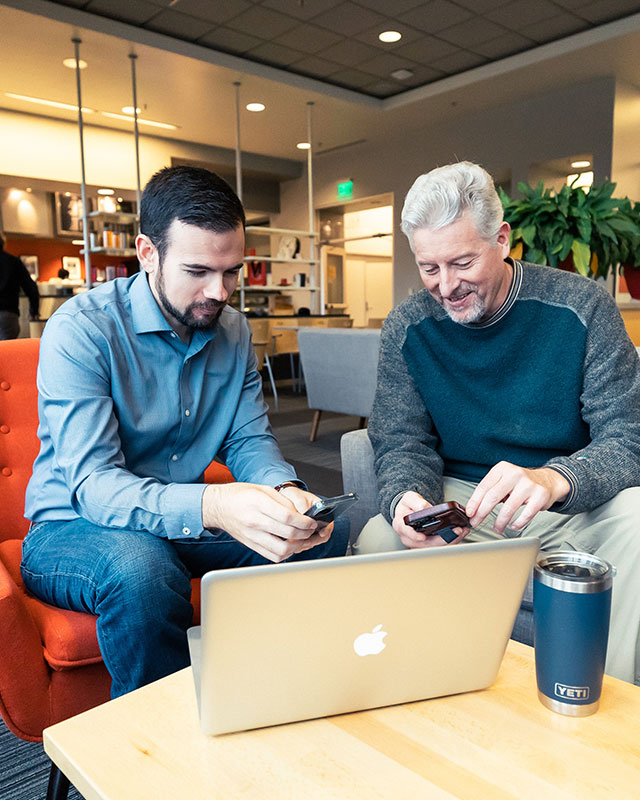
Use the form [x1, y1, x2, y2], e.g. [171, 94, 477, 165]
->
[5, 92, 94, 113]
[64, 192, 71, 197]
[296, 142, 311, 150]
[26, 187, 32, 193]
[101, 111, 178, 130]
[391, 68, 413, 80]
[97, 188, 115, 196]
[571, 160, 591, 169]
[379, 31, 402, 43]
[117, 197, 124, 203]
[246, 103, 265, 112]
[121, 106, 141, 115]
[63, 58, 87, 69]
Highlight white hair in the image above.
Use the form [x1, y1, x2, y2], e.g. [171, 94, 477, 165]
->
[401, 161, 504, 251]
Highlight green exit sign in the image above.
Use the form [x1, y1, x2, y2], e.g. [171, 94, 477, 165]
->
[337, 180, 353, 199]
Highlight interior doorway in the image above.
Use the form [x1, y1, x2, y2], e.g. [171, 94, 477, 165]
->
[319, 194, 393, 327]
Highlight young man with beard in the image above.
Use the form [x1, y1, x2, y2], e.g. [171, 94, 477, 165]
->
[357, 161, 640, 686]
[21, 166, 348, 698]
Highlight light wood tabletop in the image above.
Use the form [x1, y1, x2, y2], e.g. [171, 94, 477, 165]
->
[44, 640, 640, 800]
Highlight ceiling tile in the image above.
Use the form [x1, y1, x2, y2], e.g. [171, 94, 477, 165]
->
[261, 0, 344, 21]
[471, 31, 536, 58]
[520, 12, 589, 42]
[145, 8, 213, 40]
[290, 55, 343, 77]
[393, 35, 458, 63]
[197, 26, 265, 52]
[353, 0, 424, 12]
[399, 0, 473, 34]
[275, 23, 342, 53]
[315, 38, 379, 66]
[551, 0, 594, 8]
[226, 6, 299, 38]
[247, 41, 305, 66]
[453, 0, 512, 10]
[171, 0, 252, 25]
[361, 78, 404, 97]
[356, 51, 420, 79]
[437, 17, 508, 47]
[578, 0, 640, 23]
[428, 49, 488, 74]
[86, 0, 160, 24]
[311, 2, 387, 36]
[390, 64, 447, 86]
[486, 0, 562, 29]
[329, 67, 377, 88]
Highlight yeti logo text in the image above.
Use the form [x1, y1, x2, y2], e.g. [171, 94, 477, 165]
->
[555, 683, 590, 700]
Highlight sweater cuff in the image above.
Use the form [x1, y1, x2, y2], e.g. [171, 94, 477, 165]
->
[545, 463, 578, 512]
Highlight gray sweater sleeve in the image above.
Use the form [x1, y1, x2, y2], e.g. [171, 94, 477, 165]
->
[367, 302, 444, 522]
[545, 286, 640, 514]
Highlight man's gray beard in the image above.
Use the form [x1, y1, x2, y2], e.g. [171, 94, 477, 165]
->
[442, 292, 486, 325]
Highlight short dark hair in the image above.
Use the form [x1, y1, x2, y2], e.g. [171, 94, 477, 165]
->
[140, 166, 245, 262]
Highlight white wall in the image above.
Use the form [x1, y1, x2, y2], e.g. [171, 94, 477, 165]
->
[612, 82, 640, 200]
[278, 77, 616, 308]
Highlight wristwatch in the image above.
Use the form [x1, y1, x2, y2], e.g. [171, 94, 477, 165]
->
[274, 481, 303, 492]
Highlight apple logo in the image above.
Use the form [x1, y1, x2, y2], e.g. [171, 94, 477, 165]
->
[353, 624, 387, 657]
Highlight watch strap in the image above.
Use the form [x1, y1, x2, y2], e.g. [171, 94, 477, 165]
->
[274, 481, 303, 492]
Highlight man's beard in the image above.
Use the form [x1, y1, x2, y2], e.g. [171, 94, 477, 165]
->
[156, 268, 225, 331]
[437, 284, 486, 324]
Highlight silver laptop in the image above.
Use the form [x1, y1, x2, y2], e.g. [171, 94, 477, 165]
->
[188, 537, 539, 735]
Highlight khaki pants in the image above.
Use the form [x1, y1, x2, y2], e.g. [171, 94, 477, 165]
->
[354, 478, 640, 686]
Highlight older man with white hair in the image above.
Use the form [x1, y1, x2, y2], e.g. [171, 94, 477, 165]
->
[357, 161, 640, 686]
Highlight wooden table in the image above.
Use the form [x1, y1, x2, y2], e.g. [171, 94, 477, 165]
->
[44, 641, 640, 799]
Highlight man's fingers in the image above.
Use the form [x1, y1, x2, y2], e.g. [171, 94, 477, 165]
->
[466, 467, 505, 520]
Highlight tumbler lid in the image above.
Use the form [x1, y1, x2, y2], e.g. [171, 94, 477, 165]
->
[534, 551, 613, 593]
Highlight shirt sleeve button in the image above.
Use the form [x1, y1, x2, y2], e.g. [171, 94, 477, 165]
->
[182, 526, 191, 536]
[172, 454, 179, 461]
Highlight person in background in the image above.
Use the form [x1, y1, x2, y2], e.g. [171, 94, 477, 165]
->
[0, 233, 39, 339]
[21, 166, 348, 698]
[357, 161, 640, 686]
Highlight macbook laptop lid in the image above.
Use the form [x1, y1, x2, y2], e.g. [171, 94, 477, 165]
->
[189, 537, 539, 735]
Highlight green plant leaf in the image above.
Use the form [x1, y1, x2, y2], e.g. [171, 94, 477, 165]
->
[571, 240, 591, 276]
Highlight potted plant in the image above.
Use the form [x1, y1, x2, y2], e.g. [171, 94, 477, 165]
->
[499, 179, 640, 282]
[613, 197, 640, 299]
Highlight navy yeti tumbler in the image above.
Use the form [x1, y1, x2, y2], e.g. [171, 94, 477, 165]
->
[533, 551, 613, 716]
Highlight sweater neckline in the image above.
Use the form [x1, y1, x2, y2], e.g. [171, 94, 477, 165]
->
[460, 258, 522, 330]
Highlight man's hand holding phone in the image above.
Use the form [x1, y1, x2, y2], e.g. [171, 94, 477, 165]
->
[393, 491, 471, 548]
[202, 483, 333, 563]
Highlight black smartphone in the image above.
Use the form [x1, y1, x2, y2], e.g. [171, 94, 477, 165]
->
[403, 501, 470, 544]
[305, 492, 359, 524]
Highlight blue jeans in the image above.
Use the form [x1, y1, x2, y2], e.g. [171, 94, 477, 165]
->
[21, 517, 349, 698]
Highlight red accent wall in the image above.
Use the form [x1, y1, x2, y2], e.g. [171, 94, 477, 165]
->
[4, 237, 138, 282]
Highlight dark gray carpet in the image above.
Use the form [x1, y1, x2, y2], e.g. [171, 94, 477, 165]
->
[0, 389, 360, 800]
[0, 721, 82, 799]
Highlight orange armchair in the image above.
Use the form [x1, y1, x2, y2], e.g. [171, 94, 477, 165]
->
[0, 338, 233, 796]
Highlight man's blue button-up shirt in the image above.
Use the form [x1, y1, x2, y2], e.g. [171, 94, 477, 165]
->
[24, 272, 299, 538]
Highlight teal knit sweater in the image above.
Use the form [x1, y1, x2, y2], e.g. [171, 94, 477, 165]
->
[368, 260, 640, 521]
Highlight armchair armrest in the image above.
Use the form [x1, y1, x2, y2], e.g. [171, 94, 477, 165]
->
[340, 429, 378, 545]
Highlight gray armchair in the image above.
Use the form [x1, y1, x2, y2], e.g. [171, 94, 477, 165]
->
[297, 328, 381, 441]
[340, 428, 534, 646]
